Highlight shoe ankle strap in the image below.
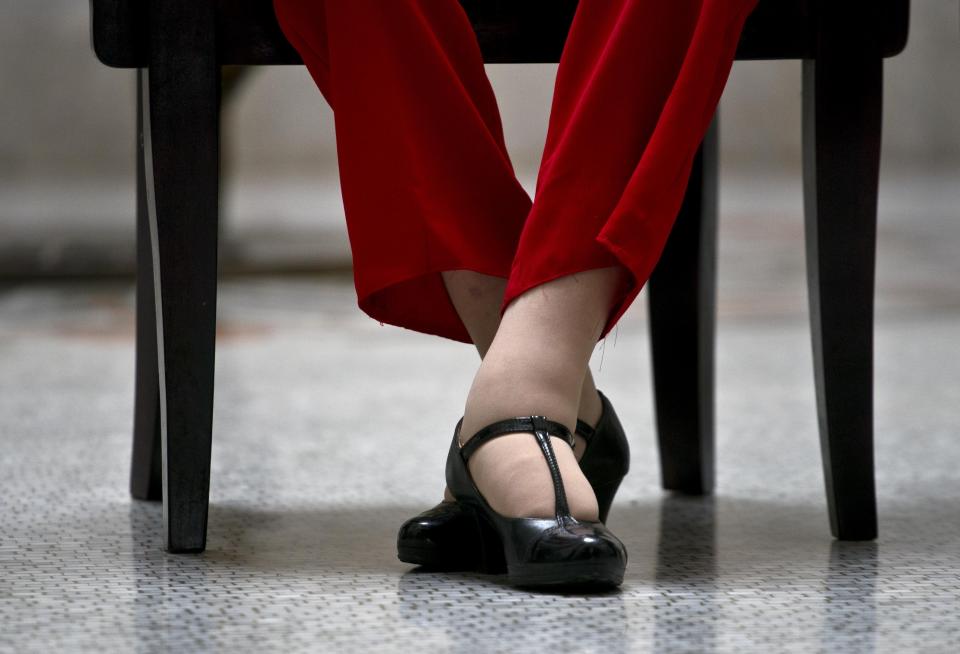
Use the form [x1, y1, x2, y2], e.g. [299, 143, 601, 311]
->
[458, 416, 575, 463]
[575, 418, 595, 443]
[457, 415, 576, 521]
[575, 389, 608, 444]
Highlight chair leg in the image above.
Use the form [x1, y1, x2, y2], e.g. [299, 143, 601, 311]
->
[648, 116, 720, 495]
[802, 41, 882, 540]
[143, 0, 220, 553]
[130, 68, 162, 502]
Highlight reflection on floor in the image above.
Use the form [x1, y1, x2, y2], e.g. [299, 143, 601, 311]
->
[1, 278, 958, 652]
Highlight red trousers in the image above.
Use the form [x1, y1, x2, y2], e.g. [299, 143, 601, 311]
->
[272, 0, 758, 343]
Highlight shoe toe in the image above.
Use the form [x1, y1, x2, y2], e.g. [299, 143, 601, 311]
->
[505, 520, 627, 589]
[528, 521, 627, 566]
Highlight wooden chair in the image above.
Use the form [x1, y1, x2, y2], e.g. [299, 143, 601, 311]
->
[89, 0, 910, 552]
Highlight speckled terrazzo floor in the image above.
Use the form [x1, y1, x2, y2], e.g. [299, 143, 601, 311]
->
[1, 271, 958, 653]
[3, 160, 960, 654]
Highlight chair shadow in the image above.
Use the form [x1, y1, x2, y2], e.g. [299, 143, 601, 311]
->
[128, 491, 931, 652]
[625, 494, 882, 653]
[129, 501, 422, 573]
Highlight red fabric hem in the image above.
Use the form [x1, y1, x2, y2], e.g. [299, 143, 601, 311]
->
[497, 232, 656, 344]
[357, 262, 511, 344]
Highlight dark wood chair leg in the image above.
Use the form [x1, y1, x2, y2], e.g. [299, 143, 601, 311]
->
[130, 68, 163, 502]
[648, 116, 720, 496]
[802, 13, 882, 541]
[143, 0, 220, 553]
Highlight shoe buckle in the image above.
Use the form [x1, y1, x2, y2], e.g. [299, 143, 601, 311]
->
[529, 415, 576, 450]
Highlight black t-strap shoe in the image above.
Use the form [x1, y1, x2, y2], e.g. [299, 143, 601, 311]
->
[444, 414, 627, 589]
[397, 389, 628, 570]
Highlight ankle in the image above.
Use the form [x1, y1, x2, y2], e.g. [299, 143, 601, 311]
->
[576, 386, 603, 430]
[460, 353, 583, 441]
[455, 371, 599, 520]
[440, 270, 506, 358]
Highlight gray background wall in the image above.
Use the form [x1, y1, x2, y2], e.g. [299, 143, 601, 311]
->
[1, 1, 959, 274]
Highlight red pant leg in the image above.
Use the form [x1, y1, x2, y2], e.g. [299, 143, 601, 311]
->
[502, 0, 759, 340]
[272, 0, 531, 342]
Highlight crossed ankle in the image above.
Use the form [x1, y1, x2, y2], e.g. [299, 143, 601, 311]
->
[461, 384, 578, 441]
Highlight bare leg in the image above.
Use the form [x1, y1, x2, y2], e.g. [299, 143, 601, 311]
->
[452, 266, 628, 520]
[441, 270, 605, 454]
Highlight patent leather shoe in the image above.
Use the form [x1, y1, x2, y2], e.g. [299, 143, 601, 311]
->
[397, 390, 628, 570]
[444, 415, 627, 589]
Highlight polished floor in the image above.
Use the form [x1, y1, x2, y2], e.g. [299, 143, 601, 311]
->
[1, 277, 958, 653]
[2, 171, 960, 652]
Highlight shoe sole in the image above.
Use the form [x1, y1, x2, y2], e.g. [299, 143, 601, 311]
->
[398, 541, 623, 589]
[397, 474, 625, 573]
[399, 498, 627, 588]
[469, 503, 624, 589]
[397, 541, 481, 572]
[508, 560, 625, 590]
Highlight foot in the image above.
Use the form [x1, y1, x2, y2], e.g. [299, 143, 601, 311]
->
[442, 265, 627, 523]
[453, 267, 627, 521]
[454, 366, 599, 521]
[437, 269, 605, 505]
[440, 385, 602, 503]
